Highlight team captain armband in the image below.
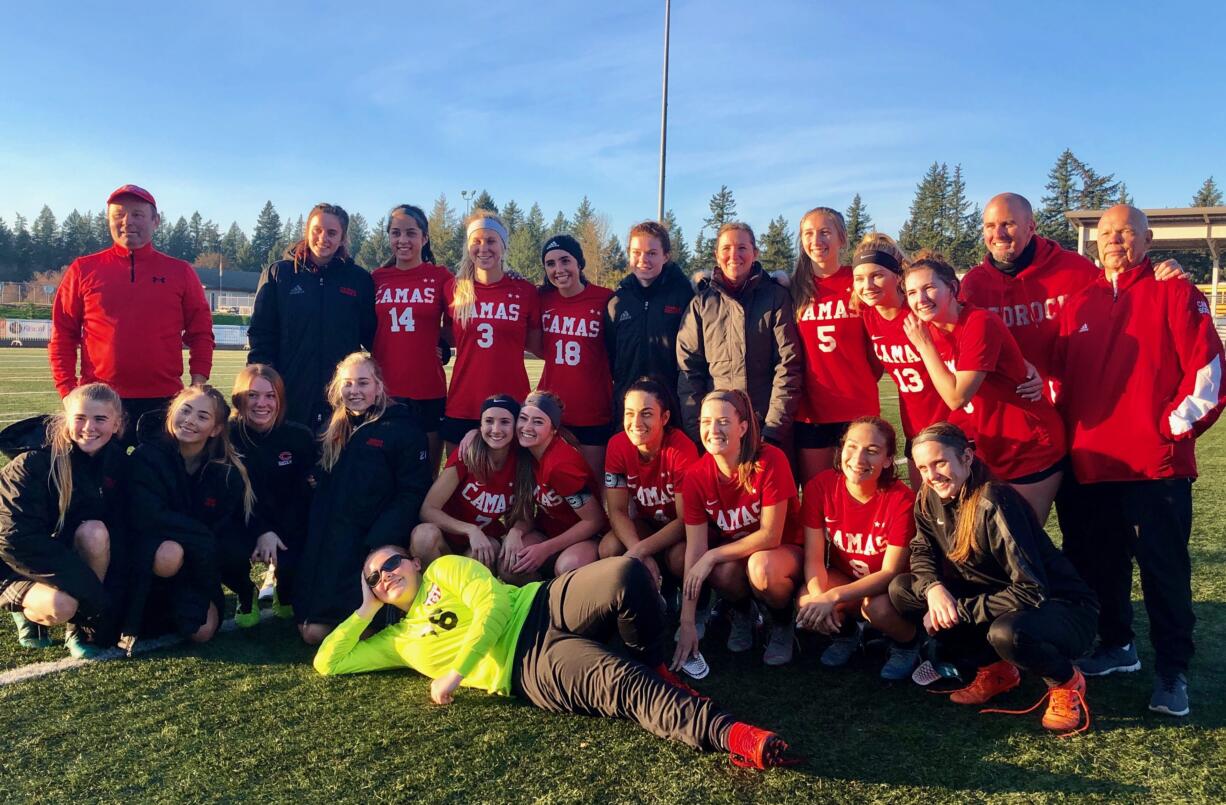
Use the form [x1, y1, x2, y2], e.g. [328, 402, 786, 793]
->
[565, 490, 594, 510]
[604, 472, 628, 489]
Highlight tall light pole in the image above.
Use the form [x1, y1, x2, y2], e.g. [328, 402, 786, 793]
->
[657, 0, 671, 222]
[461, 189, 478, 217]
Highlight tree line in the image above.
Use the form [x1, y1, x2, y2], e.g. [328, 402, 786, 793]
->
[0, 155, 1220, 286]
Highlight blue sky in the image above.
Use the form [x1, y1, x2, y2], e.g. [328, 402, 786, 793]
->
[2, 0, 1223, 251]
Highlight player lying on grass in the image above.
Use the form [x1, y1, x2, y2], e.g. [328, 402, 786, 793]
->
[314, 549, 796, 769]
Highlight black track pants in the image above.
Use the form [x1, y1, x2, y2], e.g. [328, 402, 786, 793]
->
[1057, 476, 1195, 675]
[513, 557, 735, 751]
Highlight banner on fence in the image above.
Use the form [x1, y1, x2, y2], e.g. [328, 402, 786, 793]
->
[0, 319, 249, 349]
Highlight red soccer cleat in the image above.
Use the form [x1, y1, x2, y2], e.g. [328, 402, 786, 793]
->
[727, 722, 800, 769]
[948, 659, 1021, 705]
[655, 664, 709, 700]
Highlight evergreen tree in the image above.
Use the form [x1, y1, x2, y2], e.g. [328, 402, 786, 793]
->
[199, 220, 222, 256]
[188, 212, 204, 258]
[31, 205, 59, 272]
[428, 194, 461, 270]
[945, 165, 981, 268]
[250, 201, 282, 269]
[471, 190, 498, 215]
[60, 210, 95, 262]
[843, 194, 874, 258]
[275, 215, 296, 258]
[1116, 183, 1133, 206]
[1076, 162, 1120, 210]
[220, 222, 251, 272]
[11, 215, 33, 281]
[1038, 149, 1080, 248]
[549, 211, 570, 236]
[573, 197, 597, 233]
[759, 215, 796, 273]
[357, 217, 391, 269]
[661, 209, 691, 271]
[507, 203, 547, 283]
[93, 211, 109, 249]
[694, 185, 739, 273]
[601, 234, 628, 284]
[1192, 176, 1223, 207]
[899, 162, 949, 254]
[0, 217, 14, 281]
[525, 203, 546, 243]
[291, 215, 305, 242]
[501, 200, 524, 234]
[347, 213, 370, 265]
[151, 212, 170, 252]
[166, 216, 194, 261]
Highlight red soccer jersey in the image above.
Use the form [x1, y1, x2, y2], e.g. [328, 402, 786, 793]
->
[603, 428, 699, 525]
[795, 267, 881, 424]
[372, 263, 454, 400]
[800, 469, 915, 579]
[960, 236, 1098, 383]
[532, 437, 604, 538]
[441, 448, 518, 542]
[681, 443, 802, 545]
[862, 306, 951, 439]
[929, 305, 1065, 480]
[538, 283, 614, 427]
[444, 275, 540, 419]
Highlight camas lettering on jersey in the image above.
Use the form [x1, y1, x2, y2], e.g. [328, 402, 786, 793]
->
[873, 342, 923, 365]
[800, 298, 853, 321]
[376, 285, 437, 305]
[541, 312, 602, 337]
[461, 482, 510, 516]
[830, 529, 886, 557]
[476, 301, 522, 321]
[714, 501, 762, 534]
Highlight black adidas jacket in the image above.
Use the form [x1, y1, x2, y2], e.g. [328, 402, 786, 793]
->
[247, 253, 376, 430]
[604, 262, 695, 405]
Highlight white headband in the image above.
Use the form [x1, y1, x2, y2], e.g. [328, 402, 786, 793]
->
[466, 217, 508, 246]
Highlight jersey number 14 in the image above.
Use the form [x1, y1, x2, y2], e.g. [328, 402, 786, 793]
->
[387, 306, 416, 332]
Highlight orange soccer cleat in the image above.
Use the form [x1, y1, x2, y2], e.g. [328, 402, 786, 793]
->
[948, 659, 1021, 705]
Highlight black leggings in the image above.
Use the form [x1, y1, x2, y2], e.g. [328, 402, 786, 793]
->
[890, 573, 1096, 683]
[513, 557, 735, 751]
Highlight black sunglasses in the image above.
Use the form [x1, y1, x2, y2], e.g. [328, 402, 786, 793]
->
[365, 554, 409, 588]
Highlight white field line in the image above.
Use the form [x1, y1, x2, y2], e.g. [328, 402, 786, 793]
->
[0, 609, 274, 688]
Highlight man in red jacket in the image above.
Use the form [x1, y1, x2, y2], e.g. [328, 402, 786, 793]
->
[49, 185, 214, 440]
[1052, 204, 1225, 718]
[962, 193, 1183, 388]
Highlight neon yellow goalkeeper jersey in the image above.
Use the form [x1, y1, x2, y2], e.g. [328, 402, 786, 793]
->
[313, 554, 543, 694]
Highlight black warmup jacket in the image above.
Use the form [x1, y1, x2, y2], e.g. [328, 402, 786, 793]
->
[124, 433, 268, 638]
[604, 263, 695, 405]
[909, 482, 1097, 625]
[296, 403, 430, 625]
[247, 253, 376, 430]
[0, 417, 129, 628]
[231, 420, 316, 545]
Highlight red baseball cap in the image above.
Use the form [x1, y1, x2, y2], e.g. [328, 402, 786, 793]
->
[107, 184, 157, 210]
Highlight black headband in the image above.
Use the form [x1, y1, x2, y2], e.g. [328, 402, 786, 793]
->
[523, 392, 563, 430]
[852, 250, 901, 274]
[481, 395, 521, 420]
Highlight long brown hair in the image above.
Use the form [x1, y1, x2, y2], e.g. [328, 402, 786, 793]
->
[288, 203, 351, 267]
[701, 388, 762, 494]
[320, 352, 390, 472]
[508, 390, 581, 526]
[166, 386, 256, 521]
[913, 422, 991, 564]
[463, 397, 518, 485]
[230, 363, 287, 431]
[790, 207, 848, 315]
[47, 383, 124, 532]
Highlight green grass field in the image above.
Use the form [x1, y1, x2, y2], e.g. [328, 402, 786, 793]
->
[1, 348, 1224, 802]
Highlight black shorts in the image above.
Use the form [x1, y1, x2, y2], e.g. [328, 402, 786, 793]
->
[439, 416, 480, 446]
[794, 420, 851, 450]
[395, 397, 445, 435]
[566, 422, 614, 447]
[0, 576, 34, 612]
[1006, 457, 1067, 485]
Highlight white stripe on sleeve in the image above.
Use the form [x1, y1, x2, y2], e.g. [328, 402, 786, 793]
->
[1168, 355, 1224, 437]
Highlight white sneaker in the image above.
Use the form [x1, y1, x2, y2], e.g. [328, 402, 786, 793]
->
[763, 621, 795, 666]
[681, 651, 710, 680]
[727, 606, 756, 653]
[258, 565, 277, 602]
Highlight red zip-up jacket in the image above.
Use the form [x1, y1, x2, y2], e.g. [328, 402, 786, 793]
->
[49, 243, 214, 398]
[1052, 259, 1225, 483]
[961, 236, 1098, 383]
